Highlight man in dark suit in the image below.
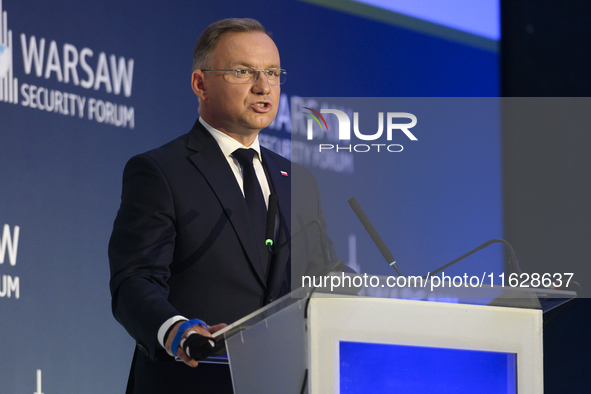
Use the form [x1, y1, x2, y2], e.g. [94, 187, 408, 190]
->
[109, 18, 337, 393]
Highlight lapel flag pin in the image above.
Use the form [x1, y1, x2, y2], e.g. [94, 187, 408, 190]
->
[280, 171, 288, 176]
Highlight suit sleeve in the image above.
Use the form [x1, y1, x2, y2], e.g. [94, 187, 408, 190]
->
[108, 154, 181, 361]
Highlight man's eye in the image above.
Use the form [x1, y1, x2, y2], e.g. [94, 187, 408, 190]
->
[266, 70, 277, 77]
[236, 69, 250, 75]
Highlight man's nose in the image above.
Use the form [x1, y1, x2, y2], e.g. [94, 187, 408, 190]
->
[251, 70, 271, 94]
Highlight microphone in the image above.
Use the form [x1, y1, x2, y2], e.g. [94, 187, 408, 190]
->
[265, 194, 279, 248]
[268, 219, 331, 268]
[348, 197, 522, 280]
[264, 196, 342, 273]
[180, 332, 224, 361]
[348, 197, 402, 276]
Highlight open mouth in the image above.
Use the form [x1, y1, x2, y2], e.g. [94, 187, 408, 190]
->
[252, 102, 272, 112]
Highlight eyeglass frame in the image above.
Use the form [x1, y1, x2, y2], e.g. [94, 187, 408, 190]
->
[200, 67, 287, 85]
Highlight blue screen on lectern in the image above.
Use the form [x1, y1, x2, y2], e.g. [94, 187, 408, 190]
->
[340, 341, 516, 393]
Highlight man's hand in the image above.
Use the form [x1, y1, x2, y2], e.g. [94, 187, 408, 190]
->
[165, 321, 227, 367]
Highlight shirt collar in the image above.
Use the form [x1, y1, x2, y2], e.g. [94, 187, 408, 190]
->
[199, 117, 263, 162]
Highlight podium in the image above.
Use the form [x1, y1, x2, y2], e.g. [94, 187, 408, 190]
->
[212, 274, 576, 393]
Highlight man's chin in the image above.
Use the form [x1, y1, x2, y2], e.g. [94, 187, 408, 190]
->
[245, 116, 275, 131]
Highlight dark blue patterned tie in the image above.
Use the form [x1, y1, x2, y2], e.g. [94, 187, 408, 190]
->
[233, 148, 269, 272]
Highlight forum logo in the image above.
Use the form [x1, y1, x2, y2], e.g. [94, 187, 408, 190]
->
[304, 107, 418, 153]
[0, 0, 135, 128]
[0, 0, 18, 104]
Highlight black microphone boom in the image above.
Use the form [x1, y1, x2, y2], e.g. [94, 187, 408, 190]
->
[264, 194, 343, 273]
[422, 238, 522, 280]
[268, 219, 332, 270]
[265, 194, 279, 247]
[348, 197, 402, 276]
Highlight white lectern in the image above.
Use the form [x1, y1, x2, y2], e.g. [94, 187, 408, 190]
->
[212, 275, 575, 393]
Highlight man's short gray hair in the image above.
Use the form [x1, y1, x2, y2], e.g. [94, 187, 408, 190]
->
[192, 18, 271, 71]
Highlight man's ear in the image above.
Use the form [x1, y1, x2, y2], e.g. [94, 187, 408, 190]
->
[191, 70, 207, 101]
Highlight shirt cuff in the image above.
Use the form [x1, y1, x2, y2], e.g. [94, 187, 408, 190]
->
[158, 315, 188, 349]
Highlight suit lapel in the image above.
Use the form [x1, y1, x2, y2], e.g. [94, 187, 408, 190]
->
[186, 121, 266, 287]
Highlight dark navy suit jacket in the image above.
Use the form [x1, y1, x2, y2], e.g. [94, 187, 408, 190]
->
[109, 120, 335, 393]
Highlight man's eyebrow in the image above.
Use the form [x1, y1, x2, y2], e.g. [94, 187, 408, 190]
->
[231, 62, 281, 69]
[229, 62, 253, 68]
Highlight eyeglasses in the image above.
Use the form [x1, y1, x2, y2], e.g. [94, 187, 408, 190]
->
[201, 67, 287, 85]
